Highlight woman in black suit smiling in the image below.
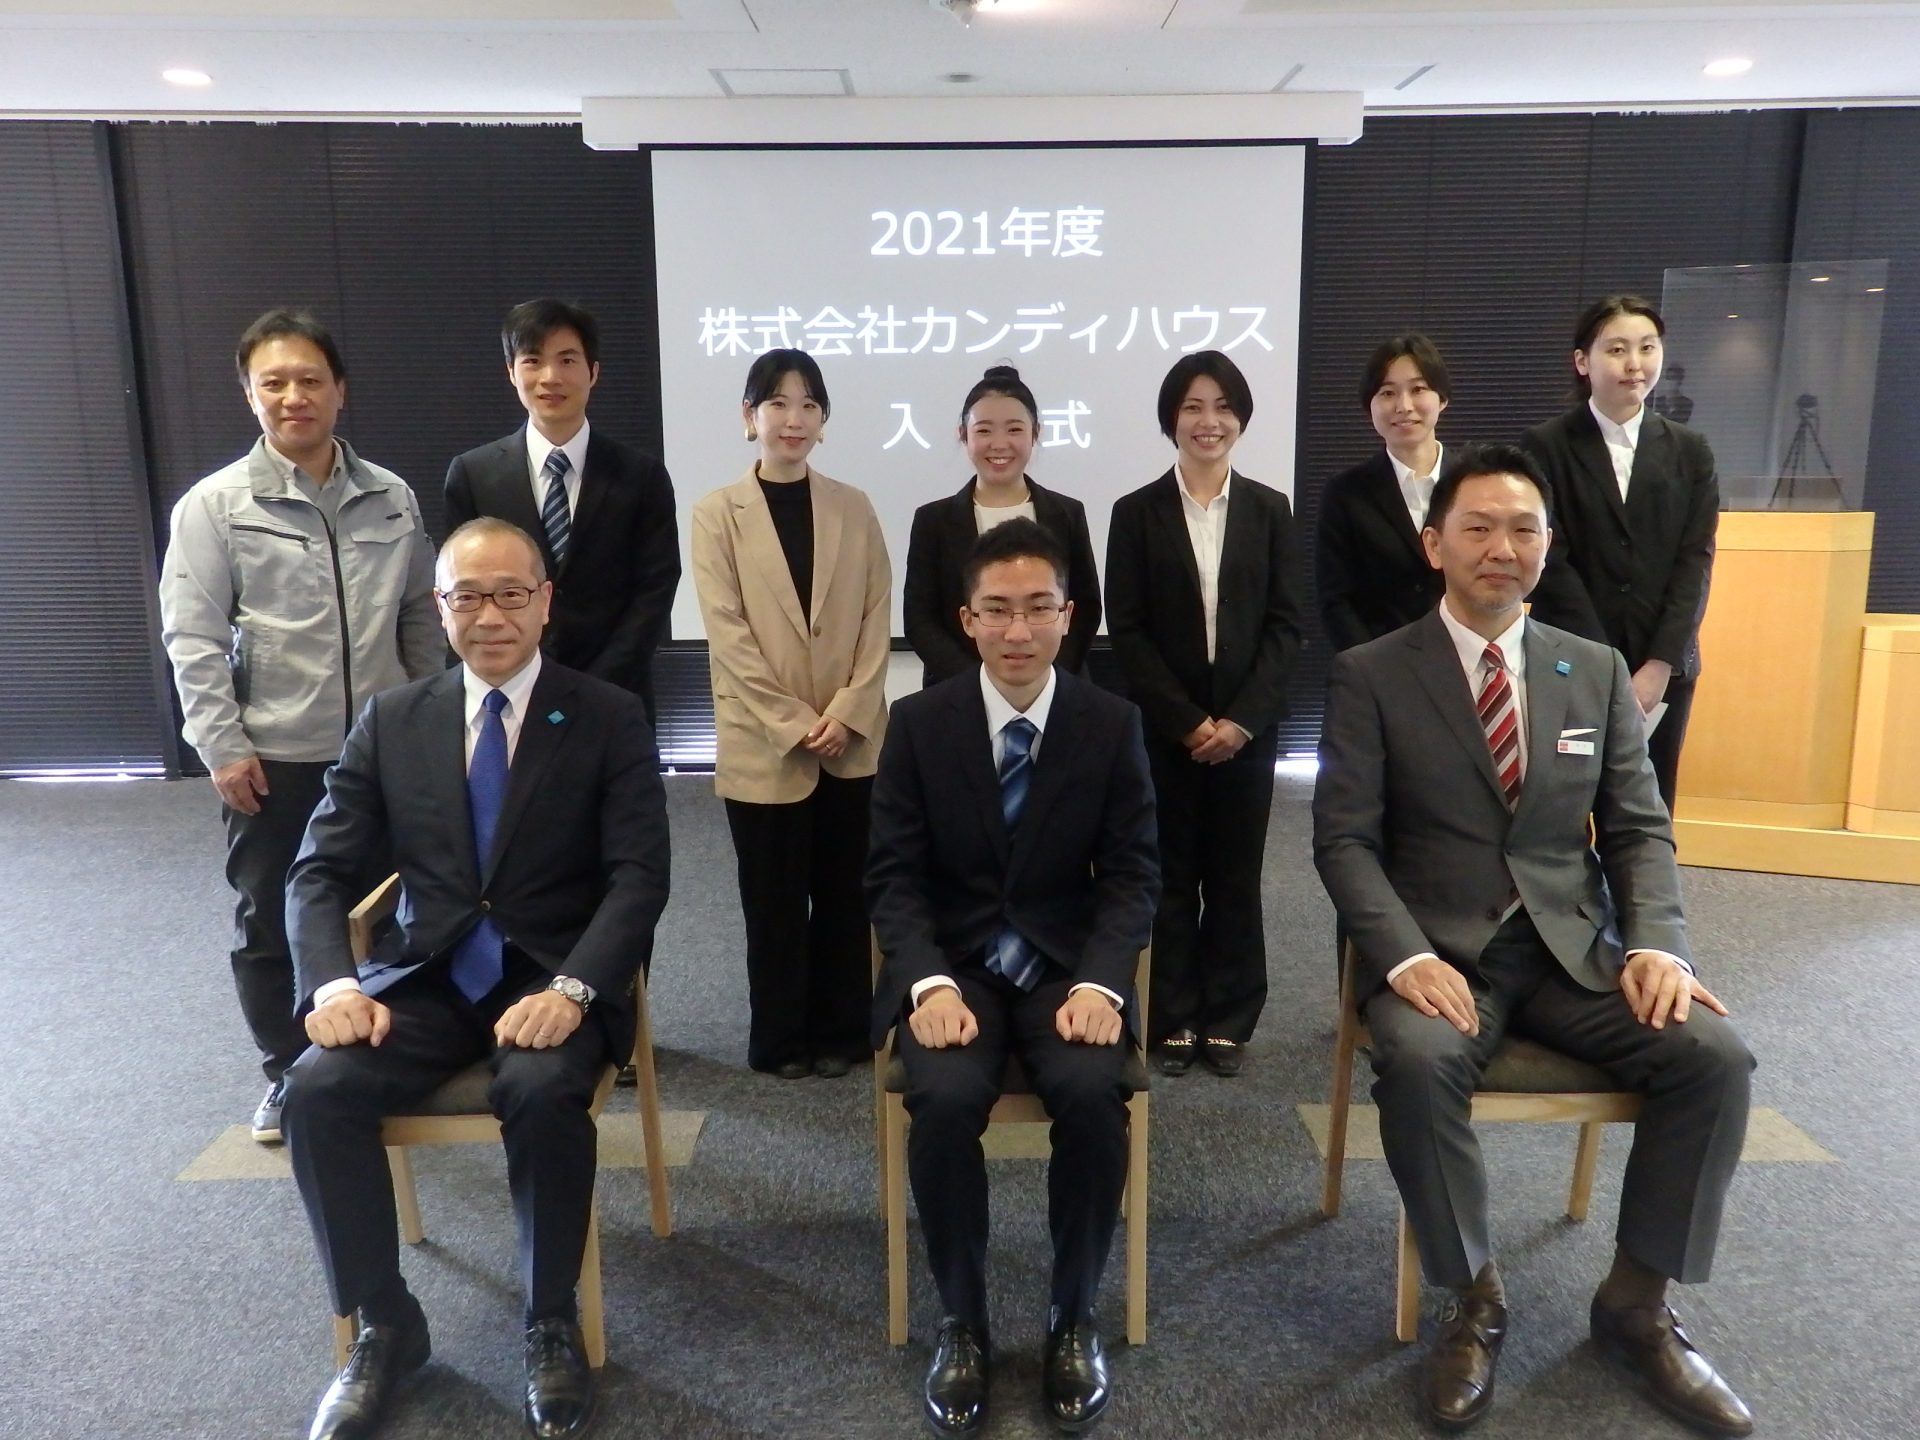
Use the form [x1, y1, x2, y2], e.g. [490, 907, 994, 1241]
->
[1106, 351, 1303, 1078]
[902, 364, 1101, 688]
[1315, 334, 1453, 652]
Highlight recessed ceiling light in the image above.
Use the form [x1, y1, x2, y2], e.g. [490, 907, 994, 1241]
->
[1727, 313, 1740, 320]
[1867, 286, 1886, 293]
[1810, 275, 1831, 283]
[162, 67, 213, 87]
[1703, 57, 1753, 78]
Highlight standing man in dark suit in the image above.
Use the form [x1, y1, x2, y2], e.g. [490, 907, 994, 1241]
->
[1314, 445, 1754, 1437]
[282, 517, 670, 1440]
[1106, 351, 1303, 1077]
[444, 298, 680, 727]
[1521, 295, 1719, 816]
[869, 518, 1158, 1437]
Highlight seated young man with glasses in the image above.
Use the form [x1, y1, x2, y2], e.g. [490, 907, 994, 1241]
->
[867, 518, 1160, 1437]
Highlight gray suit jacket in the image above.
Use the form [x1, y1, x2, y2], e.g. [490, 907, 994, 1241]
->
[1313, 608, 1688, 999]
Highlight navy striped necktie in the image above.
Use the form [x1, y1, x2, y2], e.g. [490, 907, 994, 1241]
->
[986, 716, 1044, 990]
[539, 449, 572, 570]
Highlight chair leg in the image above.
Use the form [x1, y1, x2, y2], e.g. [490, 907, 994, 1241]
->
[1125, 1092, 1148, 1346]
[1321, 1016, 1359, 1219]
[1567, 1119, 1605, 1222]
[874, 1052, 889, 1219]
[331, 1314, 354, 1371]
[885, 1093, 910, 1346]
[630, 985, 673, 1239]
[386, 1147, 425, 1245]
[1395, 1206, 1421, 1343]
[579, 1198, 607, 1369]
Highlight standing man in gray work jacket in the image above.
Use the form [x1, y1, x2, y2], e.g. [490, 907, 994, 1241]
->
[159, 308, 442, 1145]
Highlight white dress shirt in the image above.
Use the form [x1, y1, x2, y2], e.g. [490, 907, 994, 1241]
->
[1386, 604, 1687, 984]
[973, 497, 1037, 534]
[312, 652, 551, 1007]
[909, 665, 1124, 1012]
[1387, 441, 1444, 536]
[527, 418, 589, 521]
[1174, 465, 1231, 664]
[1588, 398, 1644, 502]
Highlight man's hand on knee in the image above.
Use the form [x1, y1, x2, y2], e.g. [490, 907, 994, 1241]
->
[1389, 958, 1479, 1036]
[1620, 950, 1729, 1030]
[1055, 987, 1122, 1046]
[495, 989, 584, 1049]
[306, 991, 392, 1049]
[908, 986, 978, 1049]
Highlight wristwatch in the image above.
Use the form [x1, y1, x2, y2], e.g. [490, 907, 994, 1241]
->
[547, 975, 592, 1014]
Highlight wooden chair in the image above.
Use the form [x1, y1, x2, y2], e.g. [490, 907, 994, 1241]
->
[1321, 942, 1642, 1342]
[875, 939, 1151, 1346]
[326, 875, 673, 1370]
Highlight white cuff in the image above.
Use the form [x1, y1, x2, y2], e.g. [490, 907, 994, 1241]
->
[313, 977, 364, 1007]
[1626, 947, 1694, 975]
[910, 976, 960, 1008]
[1067, 982, 1124, 1010]
[1385, 952, 1440, 986]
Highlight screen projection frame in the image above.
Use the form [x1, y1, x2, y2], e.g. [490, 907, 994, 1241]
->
[651, 139, 1312, 640]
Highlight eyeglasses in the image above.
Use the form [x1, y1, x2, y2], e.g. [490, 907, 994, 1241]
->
[969, 603, 1064, 629]
[438, 586, 536, 613]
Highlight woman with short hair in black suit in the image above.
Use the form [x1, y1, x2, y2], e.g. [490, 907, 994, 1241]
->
[1316, 334, 1453, 652]
[902, 364, 1102, 688]
[1106, 350, 1304, 1077]
[1520, 295, 1720, 816]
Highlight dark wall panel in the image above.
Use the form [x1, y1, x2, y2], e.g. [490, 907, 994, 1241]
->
[0, 123, 172, 771]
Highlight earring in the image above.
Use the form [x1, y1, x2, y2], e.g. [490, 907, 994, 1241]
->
[745, 424, 758, 442]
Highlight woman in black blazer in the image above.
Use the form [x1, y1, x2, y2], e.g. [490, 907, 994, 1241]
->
[1520, 295, 1719, 816]
[1316, 334, 1453, 651]
[1106, 351, 1303, 1077]
[902, 364, 1102, 687]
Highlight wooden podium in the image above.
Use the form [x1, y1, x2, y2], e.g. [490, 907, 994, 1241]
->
[1673, 511, 1920, 883]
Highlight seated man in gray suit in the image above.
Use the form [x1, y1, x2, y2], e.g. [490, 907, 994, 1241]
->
[1313, 444, 1755, 1437]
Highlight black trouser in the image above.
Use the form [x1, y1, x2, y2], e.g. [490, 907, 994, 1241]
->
[282, 949, 613, 1326]
[723, 772, 873, 1071]
[1366, 910, 1753, 1290]
[1143, 726, 1278, 1045]
[1646, 673, 1697, 820]
[897, 964, 1134, 1333]
[222, 758, 336, 1084]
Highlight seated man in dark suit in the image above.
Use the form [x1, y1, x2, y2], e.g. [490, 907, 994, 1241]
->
[868, 518, 1159, 1437]
[283, 517, 670, 1440]
[1313, 445, 1755, 1436]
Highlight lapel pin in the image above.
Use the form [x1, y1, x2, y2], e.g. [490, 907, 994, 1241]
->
[548, 710, 566, 724]
[1554, 660, 1572, 675]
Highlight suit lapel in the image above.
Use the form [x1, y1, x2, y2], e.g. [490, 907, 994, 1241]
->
[1007, 670, 1077, 877]
[1512, 621, 1571, 825]
[486, 431, 550, 564]
[1407, 611, 1510, 808]
[569, 431, 615, 553]
[485, 664, 577, 882]
[1624, 412, 1672, 521]
[1215, 471, 1260, 655]
[1570, 406, 1632, 532]
[425, 670, 477, 888]
[810, 473, 844, 626]
[730, 473, 811, 643]
[1363, 451, 1429, 563]
[948, 674, 1009, 866]
[1148, 469, 1205, 602]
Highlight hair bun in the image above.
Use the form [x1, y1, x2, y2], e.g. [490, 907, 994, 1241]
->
[982, 363, 1021, 382]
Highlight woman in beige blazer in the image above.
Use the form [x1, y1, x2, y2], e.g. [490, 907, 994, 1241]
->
[691, 348, 892, 1079]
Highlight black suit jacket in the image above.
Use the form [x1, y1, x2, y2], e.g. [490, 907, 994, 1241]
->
[866, 667, 1160, 1049]
[287, 660, 671, 1058]
[1315, 451, 1445, 653]
[902, 477, 1103, 687]
[1520, 405, 1719, 680]
[1104, 469, 1305, 746]
[444, 426, 680, 717]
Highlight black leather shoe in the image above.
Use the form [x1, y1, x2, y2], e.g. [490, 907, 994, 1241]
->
[524, 1317, 596, 1440]
[1200, 1038, 1244, 1077]
[308, 1310, 431, 1440]
[614, 1063, 638, 1088]
[923, 1316, 989, 1437]
[1591, 1299, 1754, 1436]
[1154, 1029, 1197, 1077]
[813, 1054, 853, 1079]
[1042, 1310, 1111, 1432]
[772, 1059, 812, 1080]
[1424, 1289, 1507, 1431]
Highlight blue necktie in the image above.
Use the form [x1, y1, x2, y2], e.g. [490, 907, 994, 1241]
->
[987, 716, 1044, 991]
[539, 449, 572, 570]
[449, 688, 509, 1003]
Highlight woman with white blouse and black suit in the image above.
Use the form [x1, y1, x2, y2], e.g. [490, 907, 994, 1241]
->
[1105, 350, 1304, 1078]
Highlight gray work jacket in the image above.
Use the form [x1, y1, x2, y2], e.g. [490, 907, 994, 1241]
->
[158, 437, 443, 769]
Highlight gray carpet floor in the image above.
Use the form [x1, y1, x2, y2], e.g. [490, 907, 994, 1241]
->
[2, 772, 1916, 1439]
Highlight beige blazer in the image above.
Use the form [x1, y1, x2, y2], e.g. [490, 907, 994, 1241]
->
[691, 465, 892, 803]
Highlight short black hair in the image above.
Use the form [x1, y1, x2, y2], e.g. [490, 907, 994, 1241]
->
[1359, 332, 1452, 411]
[235, 308, 346, 385]
[1570, 294, 1664, 398]
[959, 363, 1038, 430]
[1423, 443, 1555, 532]
[742, 347, 831, 421]
[1156, 350, 1253, 441]
[961, 517, 1069, 601]
[501, 298, 601, 370]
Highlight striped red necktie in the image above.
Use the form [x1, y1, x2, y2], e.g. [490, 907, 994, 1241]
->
[1477, 642, 1522, 809]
